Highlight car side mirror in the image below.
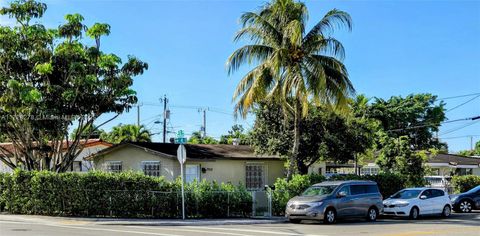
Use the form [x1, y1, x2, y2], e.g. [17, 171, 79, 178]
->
[420, 195, 427, 200]
[337, 191, 347, 198]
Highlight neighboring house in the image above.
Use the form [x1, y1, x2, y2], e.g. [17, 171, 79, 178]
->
[86, 142, 285, 190]
[308, 153, 480, 177]
[0, 139, 112, 173]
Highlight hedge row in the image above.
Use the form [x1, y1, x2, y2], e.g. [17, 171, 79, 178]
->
[271, 173, 406, 215]
[451, 175, 480, 193]
[0, 170, 252, 218]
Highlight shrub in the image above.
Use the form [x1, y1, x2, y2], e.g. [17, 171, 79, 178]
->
[0, 169, 251, 218]
[451, 175, 480, 193]
[271, 174, 325, 215]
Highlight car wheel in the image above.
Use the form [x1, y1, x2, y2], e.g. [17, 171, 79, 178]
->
[323, 208, 336, 224]
[289, 218, 301, 224]
[409, 207, 419, 220]
[366, 207, 378, 222]
[459, 200, 473, 213]
[441, 205, 451, 217]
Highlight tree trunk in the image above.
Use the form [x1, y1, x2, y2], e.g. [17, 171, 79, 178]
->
[287, 102, 302, 180]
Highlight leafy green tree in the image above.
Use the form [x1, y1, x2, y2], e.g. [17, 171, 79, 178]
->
[101, 124, 151, 144]
[457, 140, 480, 156]
[0, 1, 148, 172]
[70, 124, 106, 140]
[187, 131, 219, 144]
[219, 125, 250, 145]
[250, 101, 376, 173]
[376, 135, 431, 187]
[362, 94, 446, 150]
[227, 0, 354, 178]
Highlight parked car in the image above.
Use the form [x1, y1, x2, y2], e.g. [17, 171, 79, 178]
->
[451, 185, 480, 213]
[285, 180, 384, 224]
[383, 188, 452, 220]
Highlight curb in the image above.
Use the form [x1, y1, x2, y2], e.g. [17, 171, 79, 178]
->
[0, 214, 287, 226]
[96, 219, 287, 226]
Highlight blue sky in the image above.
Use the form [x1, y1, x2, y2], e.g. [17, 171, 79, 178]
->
[1, 0, 479, 152]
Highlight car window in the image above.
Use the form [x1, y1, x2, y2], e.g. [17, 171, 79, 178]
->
[466, 185, 480, 194]
[366, 185, 380, 194]
[421, 189, 433, 199]
[337, 185, 350, 196]
[301, 185, 337, 196]
[391, 190, 421, 199]
[350, 185, 367, 195]
[431, 189, 444, 198]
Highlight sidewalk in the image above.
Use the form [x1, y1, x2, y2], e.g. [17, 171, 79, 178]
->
[0, 213, 287, 226]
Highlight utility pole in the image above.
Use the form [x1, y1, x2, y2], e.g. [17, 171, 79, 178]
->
[471, 136, 474, 151]
[159, 95, 169, 143]
[136, 103, 142, 127]
[198, 108, 208, 138]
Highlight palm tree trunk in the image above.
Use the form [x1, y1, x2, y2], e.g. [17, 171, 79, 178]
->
[287, 101, 302, 180]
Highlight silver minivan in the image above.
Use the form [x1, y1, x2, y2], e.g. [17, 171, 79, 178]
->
[285, 180, 384, 224]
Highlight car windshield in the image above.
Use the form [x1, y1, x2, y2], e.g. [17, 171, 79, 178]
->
[301, 185, 337, 196]
[466, 185, 480, 194]
[390, 190, 422, 199]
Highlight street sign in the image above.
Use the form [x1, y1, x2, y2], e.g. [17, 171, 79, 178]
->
[175, 130, 187, 144]
[176, 143, 187, 220]
[177, 144, 186, 164]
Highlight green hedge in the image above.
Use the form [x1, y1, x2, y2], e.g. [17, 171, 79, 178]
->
[271, 173, 406, 215]
[0, 169, 252, 218]
[451, 175, 480, 193]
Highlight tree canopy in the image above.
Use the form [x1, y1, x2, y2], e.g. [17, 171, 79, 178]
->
[219, 125, 250, 145]
[250, 100, 376, 173]
[101, 124, 152, 144]
[187, 131, 219, 144]
[457, 140, 480, 156]
[0, 0, 148, 172]
[227, 0, 354, 178]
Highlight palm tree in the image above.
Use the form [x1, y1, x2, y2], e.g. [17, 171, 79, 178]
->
[101, 124, 151, 144]
[227, 0, 354, 179]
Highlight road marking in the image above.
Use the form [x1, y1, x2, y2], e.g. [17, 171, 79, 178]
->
[0, 221, 182, 236]
[127, 226, 255, 236]
[183, 226, 328, 236]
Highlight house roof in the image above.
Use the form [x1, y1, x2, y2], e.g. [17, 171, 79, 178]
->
[428, 153, 480, 166]
[87, 142, 280, 161]
[0, 139, 112, 157]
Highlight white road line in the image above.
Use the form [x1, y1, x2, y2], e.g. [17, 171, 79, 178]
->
[127, 225, 255, 236]
[183, 226, 328, 236]
[0, 221, 182, 236]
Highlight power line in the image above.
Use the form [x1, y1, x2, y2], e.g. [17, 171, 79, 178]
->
[386, 115, 480, 132]
[445, 94, 480, 113]
[439, 92, 480, 100]
[439, 120, 480, 136]
[439, 135, 480, 139]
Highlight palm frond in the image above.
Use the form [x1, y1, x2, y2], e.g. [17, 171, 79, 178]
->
[303, 36, 345, 60]
[226, 45, 274, 74]
[239, 11, 282, 44]
[303, 9, 352, 46]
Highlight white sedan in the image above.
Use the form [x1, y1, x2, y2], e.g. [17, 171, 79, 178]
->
[382, 188, 452, 220]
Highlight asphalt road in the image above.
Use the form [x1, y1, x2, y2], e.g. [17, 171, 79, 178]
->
[1, 213, 479, 236]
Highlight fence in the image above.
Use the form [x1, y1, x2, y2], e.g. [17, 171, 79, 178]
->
[0, 188, 280, 218]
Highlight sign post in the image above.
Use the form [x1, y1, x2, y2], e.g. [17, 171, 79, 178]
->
[176, 130, 187, 220]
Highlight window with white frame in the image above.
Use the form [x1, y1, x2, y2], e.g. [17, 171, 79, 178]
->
[142, 161, 161, 177]
[245, 164, 266, 190]
[105, 161, 122, 173]
[185, 164, 200, 183]
[360, 166, 379, 175]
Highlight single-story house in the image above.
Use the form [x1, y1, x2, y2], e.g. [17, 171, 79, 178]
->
[0, 139, 112, 173]
[308, 153, 480, 177]
[86, 142, 285, 190]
